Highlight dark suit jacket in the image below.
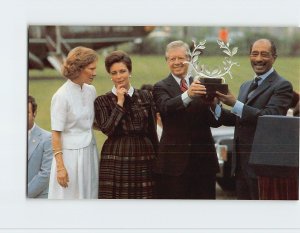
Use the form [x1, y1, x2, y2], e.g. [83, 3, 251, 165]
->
[153, 74, 221, 176]
[219, 70, 293, 178]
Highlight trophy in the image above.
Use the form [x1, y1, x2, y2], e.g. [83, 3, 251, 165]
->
[186, 39, 239, 101]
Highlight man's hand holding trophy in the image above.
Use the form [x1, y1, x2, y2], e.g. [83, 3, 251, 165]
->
[185, 39, 239, 104]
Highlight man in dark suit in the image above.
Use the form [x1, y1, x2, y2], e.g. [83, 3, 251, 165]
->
[217, 39, 293, 199]
[153, 40, 221, 199]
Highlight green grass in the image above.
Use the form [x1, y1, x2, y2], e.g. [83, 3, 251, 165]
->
[29, 55, 300, 150]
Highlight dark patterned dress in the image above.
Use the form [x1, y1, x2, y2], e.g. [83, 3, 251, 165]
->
[94, 89, 158, 199]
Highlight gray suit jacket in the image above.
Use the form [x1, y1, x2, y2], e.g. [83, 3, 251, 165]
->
[219, 70, 293, 178]
[27, 124, 52, 198]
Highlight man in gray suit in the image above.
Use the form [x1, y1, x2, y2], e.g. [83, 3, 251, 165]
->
[217, 39, 293, 199]
[28, 95, 53, 198]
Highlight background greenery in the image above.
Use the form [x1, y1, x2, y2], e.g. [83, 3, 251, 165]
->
[133, 27, 300, 57]
[29, 55, 300, 150]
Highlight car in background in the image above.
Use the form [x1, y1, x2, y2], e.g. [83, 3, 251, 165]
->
[211, 126, 235, 191]
[210, 103, 298, 192]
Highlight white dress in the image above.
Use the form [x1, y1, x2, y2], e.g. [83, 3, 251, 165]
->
[48, 79, 99, 199]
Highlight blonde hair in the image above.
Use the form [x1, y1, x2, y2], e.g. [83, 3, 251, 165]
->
[62, 46, 98, 80]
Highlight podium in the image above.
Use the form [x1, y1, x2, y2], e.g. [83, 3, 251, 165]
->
[249, 116, 299, 200]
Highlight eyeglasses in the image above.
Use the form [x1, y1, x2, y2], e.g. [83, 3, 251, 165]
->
[250, 51, 273, 58]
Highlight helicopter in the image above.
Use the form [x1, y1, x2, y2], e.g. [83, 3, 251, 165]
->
[28, 25, 155, 71]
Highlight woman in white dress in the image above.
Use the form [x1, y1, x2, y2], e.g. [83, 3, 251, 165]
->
[48, 46, 99, 199]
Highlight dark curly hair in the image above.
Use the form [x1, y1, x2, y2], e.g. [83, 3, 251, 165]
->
[105, 50, 132, 73]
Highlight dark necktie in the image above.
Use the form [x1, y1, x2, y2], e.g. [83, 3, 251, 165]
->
[180, 79, 188, 92]
[247, 76, 261, 97]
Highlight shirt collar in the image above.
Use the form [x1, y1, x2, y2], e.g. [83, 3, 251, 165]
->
[28, 123, 36, 139]
[171, 73, 190, 86]
[254, 67, 274, 84]
[112, 85, 134, 97]
[67, 79, 86, 91]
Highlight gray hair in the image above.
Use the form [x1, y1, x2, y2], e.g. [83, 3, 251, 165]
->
[165, 40, 191, 60]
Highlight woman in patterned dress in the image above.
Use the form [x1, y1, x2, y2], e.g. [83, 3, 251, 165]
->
[94, 50, 158, 199]
[48, 46, 99, 199]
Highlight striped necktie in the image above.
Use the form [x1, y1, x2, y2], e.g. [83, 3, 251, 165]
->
[247, 76, 261, 97]
[180, 79, 188, 92]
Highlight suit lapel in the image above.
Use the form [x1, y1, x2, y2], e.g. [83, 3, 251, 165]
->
[28, 126, 42, 160]
[164, 74, 194, 97]
[246, 71, 278, 104]
[165, 74, 182, 97]
[239, 81, 252, 103]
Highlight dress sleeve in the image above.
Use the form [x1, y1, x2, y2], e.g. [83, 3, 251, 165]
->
[94, 95, 126, 136]
[51, 92, 68, 131]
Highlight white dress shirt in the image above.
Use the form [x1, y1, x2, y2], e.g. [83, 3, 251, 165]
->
[28, 123, 36, 141]
[112, 85, 134, 97]
[171, 73, 192, 106]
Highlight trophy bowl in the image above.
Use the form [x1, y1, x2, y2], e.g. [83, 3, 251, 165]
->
[186, 39, 239, 102]
[199, 77, 228, 101]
